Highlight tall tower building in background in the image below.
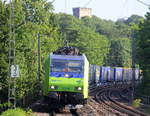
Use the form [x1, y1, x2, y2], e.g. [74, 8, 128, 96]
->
[73, 7, 92, 18]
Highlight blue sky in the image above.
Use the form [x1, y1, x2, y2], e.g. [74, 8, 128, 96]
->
[52, 0, 149, 21]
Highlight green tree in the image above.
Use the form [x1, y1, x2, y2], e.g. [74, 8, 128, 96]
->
[57, 13, 83, 42]
[106, 38, 132, 67]
[136, 11, 150, 95]
[57, 14, 109, 65]
[0, 0, 62, 105]
[72, 27, 109, 65]
[82, 16, 132, 39]
[123, 15, 143, 25]
[0, 1, 9, 102]
[15, 0, 62, 100]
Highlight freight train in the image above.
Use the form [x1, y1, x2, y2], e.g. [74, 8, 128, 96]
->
[43, 46, 89, 109]
[43, 46, 141, 109]
[89, 65, 142, 85]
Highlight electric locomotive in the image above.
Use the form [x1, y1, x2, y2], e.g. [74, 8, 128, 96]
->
[43, 46, 89, 108]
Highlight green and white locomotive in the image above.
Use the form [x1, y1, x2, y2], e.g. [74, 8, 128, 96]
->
[43, 47, 89, 108]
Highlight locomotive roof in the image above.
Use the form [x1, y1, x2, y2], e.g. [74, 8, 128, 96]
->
[50, 53, 86, 61]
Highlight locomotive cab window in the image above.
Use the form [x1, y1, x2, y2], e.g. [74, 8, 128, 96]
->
[51, 59, 84, 74]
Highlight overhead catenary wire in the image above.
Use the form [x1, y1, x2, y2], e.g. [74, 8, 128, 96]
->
[65, 0, 67, 13]
[117, 0, 131, 21]
[137, 0, 150, 7]
[84, 0, 93, 7]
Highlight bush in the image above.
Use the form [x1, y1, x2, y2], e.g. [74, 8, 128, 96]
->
[132, 99, 141, 108]
[0, 102, 12, 113]
[0, 108, 33, 116]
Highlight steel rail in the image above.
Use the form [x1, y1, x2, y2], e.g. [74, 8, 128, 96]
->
[108, 90, 150, 116]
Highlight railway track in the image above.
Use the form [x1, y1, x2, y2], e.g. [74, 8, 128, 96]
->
[30, 98, 82, 116]
[31, 84, 112, 116]
[95, 89, 127, 116]
[33, 109, 80, 116]
[95, 88, 150, 116]
[108, 90, 150, 116]
[33, 104, 99, 116]
[34, 110, 79, 116]
[30, 84, 149, 116]
[88, 84, 128, 115]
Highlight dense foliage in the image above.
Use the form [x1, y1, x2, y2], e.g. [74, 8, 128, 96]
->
[0, 0, 62, 107]
[81, 16, 132, 39]
[56, 14, 109, 65]
[106, 38, 132, 67]
[117, 15, 143, 25]
[56, 14, 144, 66]
[136, 11, 150, 96]
[0, 0, 10, 104]
[81, 15, 142, 66]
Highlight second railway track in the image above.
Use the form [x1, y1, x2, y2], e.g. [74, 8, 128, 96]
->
[31, 84, 150, 116]
[95, 87, 150, 116]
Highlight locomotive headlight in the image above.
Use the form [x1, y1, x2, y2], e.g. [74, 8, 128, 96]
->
[78, 87, 82, 91]
[75, 86, 82, 91]
[50, 85, 55, 89]
[65, 74, 69, 78]
[50, 85, 58, 90]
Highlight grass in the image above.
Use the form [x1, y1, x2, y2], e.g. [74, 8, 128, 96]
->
[132, 99, 141, 108]
[0, 108, 35, 116]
